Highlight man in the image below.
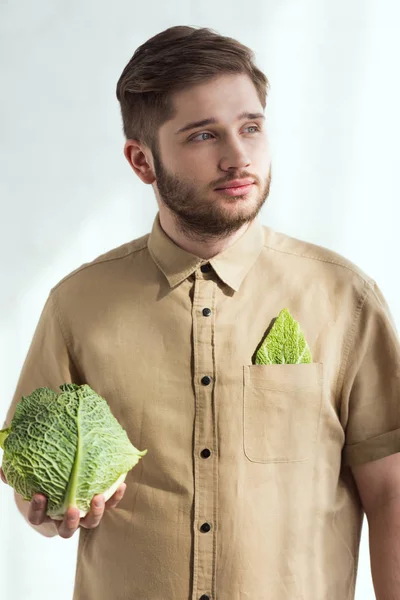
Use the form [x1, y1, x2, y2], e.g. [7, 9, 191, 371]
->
[2, 25, 400, 600]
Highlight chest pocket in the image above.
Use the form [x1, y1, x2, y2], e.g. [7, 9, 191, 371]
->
[243, 363, 323, 463]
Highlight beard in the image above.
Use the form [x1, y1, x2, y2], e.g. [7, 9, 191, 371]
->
[152, 144, 271, 241]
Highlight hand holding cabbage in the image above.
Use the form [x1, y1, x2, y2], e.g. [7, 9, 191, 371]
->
[1, 464, 126, 538]
[0, 383, 147, 538]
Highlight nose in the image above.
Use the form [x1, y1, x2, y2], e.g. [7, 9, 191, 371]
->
[218, 136, 251, 172]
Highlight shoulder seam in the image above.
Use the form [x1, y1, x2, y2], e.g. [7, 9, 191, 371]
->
[262, 241, 374, 285]
[51, 238, 149, 292]
[334, 278, 372, 417]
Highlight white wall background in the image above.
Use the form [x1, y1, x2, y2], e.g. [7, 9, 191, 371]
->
[1, 1, 399, 598]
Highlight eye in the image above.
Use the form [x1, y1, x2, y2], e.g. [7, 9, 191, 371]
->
[190, 132, 215, 142]
[189, 125, 261, 143]
[246, 125, 260, 134]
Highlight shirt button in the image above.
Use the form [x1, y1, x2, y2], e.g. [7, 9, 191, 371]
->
[200, 522, 211, 533]
[202, 307, 211, 317]
[201, 376, 211, 386]
[200, 596, 210, 600]
[200, 263, 211, 273]
[201, 448, 211, 458]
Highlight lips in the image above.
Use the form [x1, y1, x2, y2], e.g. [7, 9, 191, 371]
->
[215, 178, 255, 190]
[214, 183, 255, 197]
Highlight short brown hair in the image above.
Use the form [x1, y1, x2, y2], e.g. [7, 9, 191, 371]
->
[116, 25, 269, 153]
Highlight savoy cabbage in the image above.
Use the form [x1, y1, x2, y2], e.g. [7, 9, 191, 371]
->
[0, 383, 147, 519]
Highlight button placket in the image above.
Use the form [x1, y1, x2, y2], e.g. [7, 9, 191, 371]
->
[191, 267, 217, 599]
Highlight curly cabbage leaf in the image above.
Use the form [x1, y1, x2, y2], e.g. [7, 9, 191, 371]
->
[0, 383, 147, 519]
[255, 307, 312, 364]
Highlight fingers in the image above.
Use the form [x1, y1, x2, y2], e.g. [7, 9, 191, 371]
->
[105, 483, 126, 510]
[28, 496, 80, 539]
[26, 483, 127, 539]
[75, 483, 127, 531]
[28, 494, 48, 526]
[79, 494, 106, 530]
[56, 507, 81, 539]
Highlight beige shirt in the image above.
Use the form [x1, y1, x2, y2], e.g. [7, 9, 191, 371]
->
[4, 213, 400, 600]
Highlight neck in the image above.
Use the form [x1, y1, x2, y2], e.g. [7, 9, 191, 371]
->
[158, 209, 253, 259]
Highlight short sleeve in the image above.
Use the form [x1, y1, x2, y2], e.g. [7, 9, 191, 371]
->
[2, 291, 82, 430]
[341, 279, 400, 467]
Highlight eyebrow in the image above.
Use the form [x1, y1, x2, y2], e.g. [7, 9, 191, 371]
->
[175, 112, 265, 135]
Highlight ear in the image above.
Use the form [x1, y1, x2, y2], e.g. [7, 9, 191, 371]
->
[123, 140, 156, 184]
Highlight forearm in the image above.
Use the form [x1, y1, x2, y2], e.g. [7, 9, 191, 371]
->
[14, 491, 58, 538]
[367, 498, 400, 600]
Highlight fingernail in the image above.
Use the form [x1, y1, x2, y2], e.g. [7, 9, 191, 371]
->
[94, 499, 102, 508]
[33, 497, 43, 508]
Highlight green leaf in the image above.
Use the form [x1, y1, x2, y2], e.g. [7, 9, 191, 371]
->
[255, 307, 312, 364]
[0, 428, 11, 450]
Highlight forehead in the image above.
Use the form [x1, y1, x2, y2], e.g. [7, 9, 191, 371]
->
[164, 73, 263, 130]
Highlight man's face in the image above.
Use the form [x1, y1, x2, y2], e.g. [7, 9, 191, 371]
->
[152, 73, 272, 238]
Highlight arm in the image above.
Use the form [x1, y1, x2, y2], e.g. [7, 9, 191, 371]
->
[2, 294, 127, 538]
[352, 453, 400, 600]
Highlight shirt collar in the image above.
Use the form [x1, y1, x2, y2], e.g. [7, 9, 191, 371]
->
[147, 213, 265, 292]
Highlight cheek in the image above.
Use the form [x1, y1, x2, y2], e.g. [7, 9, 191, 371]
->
[254, 138, 271, 169]
[252, 132, 269, 153]
[177, 153, 213, 183]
